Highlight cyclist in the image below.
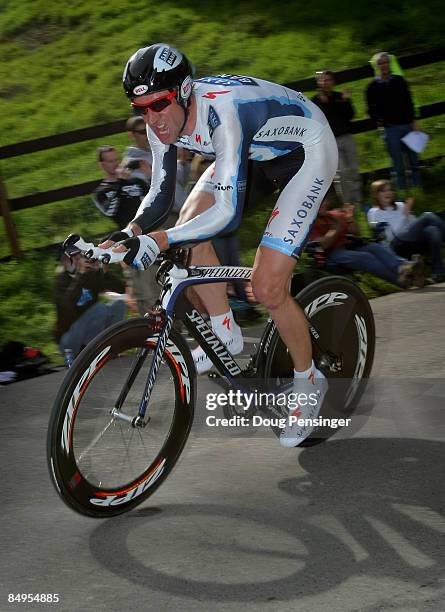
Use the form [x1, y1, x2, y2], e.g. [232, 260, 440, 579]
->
[102, 43, 338, 447]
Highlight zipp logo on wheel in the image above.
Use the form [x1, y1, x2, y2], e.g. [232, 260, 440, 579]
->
[61, 346, 111, 456]
[344, 314, 369, 407]
[304, 292, 348, 318]
[89, 458, 166, 507]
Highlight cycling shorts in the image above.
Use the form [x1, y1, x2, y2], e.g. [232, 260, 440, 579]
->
[192, 125, 338, 258]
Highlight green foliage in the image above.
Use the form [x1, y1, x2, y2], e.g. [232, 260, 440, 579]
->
[1, 0, 445, 359]
[0, 252, 60, 360]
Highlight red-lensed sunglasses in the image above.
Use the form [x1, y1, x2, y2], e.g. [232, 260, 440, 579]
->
[131, 90, 177, 115]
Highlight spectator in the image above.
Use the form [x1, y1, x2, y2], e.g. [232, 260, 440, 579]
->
[366, 52, 421, 190]
[312, 70, 362, 204]
[123, 116, 153, 184]
[92, 145, 148, 228]
[92, 144, 159, 315]
[93, 144, 192, 315]
[124, 116, 190, 216]
[309, 196, 424, 288]
[368, 179, 445, 283]
[123, 147, 152, 184]
[54, 245, 126, 360]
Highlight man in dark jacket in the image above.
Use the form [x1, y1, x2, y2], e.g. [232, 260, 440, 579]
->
[366, 52, 421, 189]
[92, 145, 149, 228]
[92, 144, 160, 315]
[54, 245, 126, 359]
[312, 70, 361, 204]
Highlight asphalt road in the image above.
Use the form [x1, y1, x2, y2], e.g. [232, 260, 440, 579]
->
[1, 284, 444, 612]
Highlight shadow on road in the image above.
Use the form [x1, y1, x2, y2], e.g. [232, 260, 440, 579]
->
[88, 438, 444, 603]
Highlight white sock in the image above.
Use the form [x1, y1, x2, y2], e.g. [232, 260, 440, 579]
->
[192, 309, 243, 373]
[293, 361, 314, 380]
[210, 310, 238, 336]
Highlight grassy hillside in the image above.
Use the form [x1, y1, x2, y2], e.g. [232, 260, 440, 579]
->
[2, 1, 445, 198]
[1, 0, 445, 359]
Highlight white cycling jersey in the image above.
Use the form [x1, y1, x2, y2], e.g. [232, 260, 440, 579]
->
[133, 74, 338, 258]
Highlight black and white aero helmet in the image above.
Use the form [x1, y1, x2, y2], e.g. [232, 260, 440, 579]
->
[123, 43, 194, 108]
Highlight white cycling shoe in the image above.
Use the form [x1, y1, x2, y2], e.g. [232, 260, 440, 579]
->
[192, 324, 244, 374]
[279, 368, 328, 447]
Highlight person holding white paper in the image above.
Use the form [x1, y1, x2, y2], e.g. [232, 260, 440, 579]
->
[366, 52, 421, 189]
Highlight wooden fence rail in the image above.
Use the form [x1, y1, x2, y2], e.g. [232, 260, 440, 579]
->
[1, 47, 444, 161]
[6, 100, 445, 215]
[1, 47, 445, 257]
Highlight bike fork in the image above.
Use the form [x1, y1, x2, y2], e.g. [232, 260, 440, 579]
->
[111, 315, 173, 428]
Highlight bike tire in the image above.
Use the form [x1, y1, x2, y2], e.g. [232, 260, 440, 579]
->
[261, 276, 375, 434]
[47, 318, 195, 518]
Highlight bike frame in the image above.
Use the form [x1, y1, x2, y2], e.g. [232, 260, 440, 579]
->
[123, 263, 254, 424]
[115, 260, 327, 426]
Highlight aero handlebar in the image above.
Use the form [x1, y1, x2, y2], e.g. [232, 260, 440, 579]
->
[62, 234, 127, 265]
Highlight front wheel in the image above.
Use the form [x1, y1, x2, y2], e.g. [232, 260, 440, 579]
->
[261, 276, 375, 435]
[47, 318, 195, 517]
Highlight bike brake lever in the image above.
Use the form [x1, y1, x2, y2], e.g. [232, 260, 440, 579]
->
[97, 249, 127, 265]
[63, 234, 96, 257]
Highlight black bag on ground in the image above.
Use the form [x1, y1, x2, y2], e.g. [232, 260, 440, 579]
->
[0, 341, 49, 379]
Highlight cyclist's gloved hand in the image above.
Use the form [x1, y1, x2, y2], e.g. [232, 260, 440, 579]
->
[120, 235, 160, 270]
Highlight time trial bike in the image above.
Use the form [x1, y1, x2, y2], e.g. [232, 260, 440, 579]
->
[47, 235, 375, 517]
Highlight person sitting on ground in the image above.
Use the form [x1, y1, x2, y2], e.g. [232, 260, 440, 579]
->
[368, 179, 445, 283]
[54, 245, 127, 361]
[309, 196, 424, 288]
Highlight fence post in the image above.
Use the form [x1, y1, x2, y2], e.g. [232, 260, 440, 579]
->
[0, 177, 21, 258]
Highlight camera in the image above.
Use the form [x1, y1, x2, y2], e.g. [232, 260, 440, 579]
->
[125, 159, 140, 170]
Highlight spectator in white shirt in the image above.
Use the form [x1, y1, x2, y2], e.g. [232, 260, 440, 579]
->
[368, 179, 445, 282]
